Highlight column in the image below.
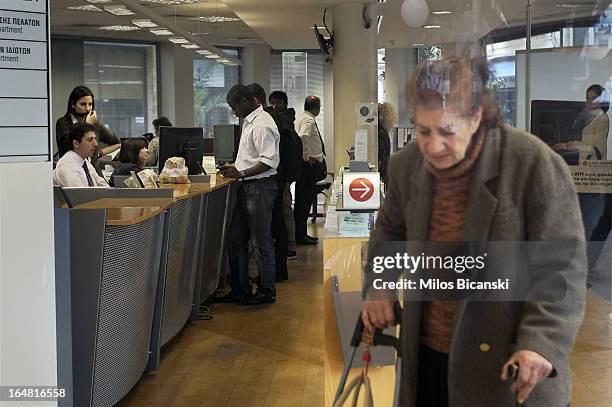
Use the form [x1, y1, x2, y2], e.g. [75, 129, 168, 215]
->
[384, 48, 418, 128]
[160, 43, 194, 127]
[241, 44, 271, 94]
[332, 2, 378, 172]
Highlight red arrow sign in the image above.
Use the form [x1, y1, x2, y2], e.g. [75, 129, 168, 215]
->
[349, 178, 375, 202]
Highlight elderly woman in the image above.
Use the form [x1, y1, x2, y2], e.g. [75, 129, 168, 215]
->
[361, 57, 586, 407]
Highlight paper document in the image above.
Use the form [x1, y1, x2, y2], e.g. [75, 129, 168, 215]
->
[354, 130, 368, 162]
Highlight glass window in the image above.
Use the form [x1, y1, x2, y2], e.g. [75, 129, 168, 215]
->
[84, 42, 157, 138]
[270, 51, 326, 138]
[193, 48, 240, 137]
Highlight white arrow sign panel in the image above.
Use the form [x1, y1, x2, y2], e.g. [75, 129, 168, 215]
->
[342, 172, 380, 210]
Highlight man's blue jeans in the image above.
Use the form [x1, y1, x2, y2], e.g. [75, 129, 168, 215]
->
[227, 176, 278, 299]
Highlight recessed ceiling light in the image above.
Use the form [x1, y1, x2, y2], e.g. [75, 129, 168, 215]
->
[98, 25, 140, 31]
[181, 44, 200, 49]
[189, 32, 210, 36]
[169, 37, 189, 43]
[85, 0, 113, 3]
[150, 28, 174, 35]
[132, 19, 157, 28]
[431, 11, 452, 15]
[141, 0, 199, 4]
[186, 16, 240, 23]
[556, 2, 595, 8]
[196, 49, 213, 55]
[206, 54, 220, 59]
[423, 25, 441, 29]
[67, 5, 102, 12]
[104, 5, 135, 15]
[412, 43, 425, 46]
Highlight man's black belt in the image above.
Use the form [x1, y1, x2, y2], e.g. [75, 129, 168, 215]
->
[241, 175, 276, 184]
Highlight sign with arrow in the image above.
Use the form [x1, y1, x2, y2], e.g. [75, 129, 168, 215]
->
[342, 172, 380, 210]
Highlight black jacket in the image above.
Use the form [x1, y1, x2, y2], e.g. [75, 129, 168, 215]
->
[378, 122, 391, 184]
[109, 163, 142, 187]
[264, 106, 303, 183]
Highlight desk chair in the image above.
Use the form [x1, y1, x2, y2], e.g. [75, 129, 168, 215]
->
[311, 174, 332, 223]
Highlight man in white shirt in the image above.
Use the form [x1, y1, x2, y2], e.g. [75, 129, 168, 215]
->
[294, 95, 325, 245]
[218, 84, 280, 305]
[53, 122, 110, 188]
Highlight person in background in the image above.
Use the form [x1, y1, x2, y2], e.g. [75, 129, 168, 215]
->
[218, 85, 280, 305]
[53, 122, 109, 188]
[294, 96, 325, 245]
[378, 102, 395, 185]
[247, 83, 289, 282]
[362, 56, 585, 407]
[109, 138, 148, 187]
[144, 116, 173, 167]
[56, 86, 120, 174]
[553, 84, 610, 159]
[270, 90, 302, 259]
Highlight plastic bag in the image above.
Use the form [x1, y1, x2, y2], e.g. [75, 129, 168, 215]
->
[158, 157, 190, 184]
[125, 169, 159, 189]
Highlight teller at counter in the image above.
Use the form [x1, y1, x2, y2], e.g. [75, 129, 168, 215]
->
[109, 138, 148, 187]
[54, 122, 110, 188]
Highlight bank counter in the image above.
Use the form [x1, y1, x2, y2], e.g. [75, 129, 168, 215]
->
[54, 175, 235, 407]
[323, 205, 396, 407]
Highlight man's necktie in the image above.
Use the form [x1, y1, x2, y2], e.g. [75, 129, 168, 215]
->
[314, 121, 326, 156]
[82, 162, 94, 186]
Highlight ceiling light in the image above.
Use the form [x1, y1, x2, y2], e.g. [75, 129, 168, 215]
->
[412, 43, 425, 46]
[556, 2, 596, 8]
[196, 49, 213, 55]
[423, 25, 441, 29]
[85, 0, 113, 3]
[150, 28, 174, 35]
[218, 58, 230, 63]
[67, 5, 102, 12]
[169, 37, 189, 43]
[186, 16, 240, 23]
[181, 44, 200, 49]
[104, 5, 135, 15]
[189, 32, 210, 36]
[141, 0, 199, 4]
[99, 25, 140, 31]
[431, 10, 452, 15]
[132, 19, 157, 28]
[206, 54, 220, 59]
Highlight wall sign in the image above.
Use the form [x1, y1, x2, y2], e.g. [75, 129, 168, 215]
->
[0, 0, 49, 162]
[569, 160, 612, 194]
[342, 172, 381, 210]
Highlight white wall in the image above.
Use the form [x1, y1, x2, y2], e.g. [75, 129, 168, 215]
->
[516, 47, 612, 157]
[0, 162, 57, 407]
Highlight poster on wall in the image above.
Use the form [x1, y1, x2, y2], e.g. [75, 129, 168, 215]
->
[0, 0, 50, 162]
[355, 102, 377, 126]
[569, 160, 612, 194]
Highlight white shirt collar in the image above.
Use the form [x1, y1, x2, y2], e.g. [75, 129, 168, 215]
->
[66, 150, 87, 167]
[244, 105, 264, 124]
[304, 110, 316, 119]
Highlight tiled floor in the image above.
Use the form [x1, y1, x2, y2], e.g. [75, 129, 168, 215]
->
[119, 219, 612, 407]
[119, 223, 325, 407]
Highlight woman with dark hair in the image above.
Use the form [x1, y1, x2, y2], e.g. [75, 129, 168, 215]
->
[377, 102, 395, 185]
[109, 138, 147, 187]
[361, 56, 586, 407]
[56, 85, 120, 173]
[553, 84, 610, 160]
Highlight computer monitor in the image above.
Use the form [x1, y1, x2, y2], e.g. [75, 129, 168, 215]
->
[158, 127, 205, 175]
[530, 100, 587, 145]
[213, 124, 239, 163]
[203, 138, 214, 155]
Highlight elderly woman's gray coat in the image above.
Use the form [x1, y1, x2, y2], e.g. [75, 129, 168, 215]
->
[366, 125, 586, 407]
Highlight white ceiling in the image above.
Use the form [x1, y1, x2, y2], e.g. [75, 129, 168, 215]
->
[50, 0, 610, 50]
[50, 0, 266, 47]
